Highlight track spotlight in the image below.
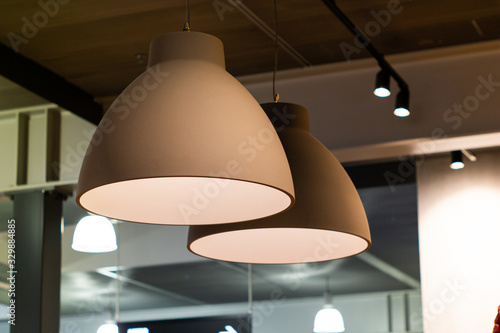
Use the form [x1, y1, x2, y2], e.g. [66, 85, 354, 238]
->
[394, 89, 410, 117]
[450, 150, 465, 170]
[374, 70, 391, 97]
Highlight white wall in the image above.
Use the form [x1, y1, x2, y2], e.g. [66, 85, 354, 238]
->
[417, 148, 500, 333]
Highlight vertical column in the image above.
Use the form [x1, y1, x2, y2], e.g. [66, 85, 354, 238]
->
[16, 113, 29, 186]
[12, 190, 63, 333]
[46, 108, 61, 182]
[417, 149, 500, 333]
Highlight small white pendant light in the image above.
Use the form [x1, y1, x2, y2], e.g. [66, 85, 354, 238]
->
[314, 306, 345, 333]
[97, 323, 118, 333]
[76, 31, 294, 225]
[72, 215, 117, 253]
[314, 291, 345, 333]
[188, 103, 371, 264]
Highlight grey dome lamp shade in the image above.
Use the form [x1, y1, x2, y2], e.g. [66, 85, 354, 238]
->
[76, 32, 295, 225]
[188, 102, 371, 263]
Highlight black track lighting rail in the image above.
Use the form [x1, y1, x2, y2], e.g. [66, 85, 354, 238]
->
[321, 0, 409, 92]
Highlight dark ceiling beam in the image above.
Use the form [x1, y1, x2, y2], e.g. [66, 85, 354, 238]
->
[0, 43, 102, 125]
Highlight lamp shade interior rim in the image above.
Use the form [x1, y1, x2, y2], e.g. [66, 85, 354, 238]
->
[77, 177, 294, 225]
[188, 227, 371, 264]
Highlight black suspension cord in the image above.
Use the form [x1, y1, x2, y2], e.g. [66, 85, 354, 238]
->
[272, 0, 279, 102]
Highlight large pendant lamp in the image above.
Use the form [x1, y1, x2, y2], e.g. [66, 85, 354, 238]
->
[188, 102, 371, 264]
[77, 32, 294, 225]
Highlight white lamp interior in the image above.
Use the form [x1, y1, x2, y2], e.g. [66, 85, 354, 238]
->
[189, 228, 369, 264]
[80, 178, 291, 225]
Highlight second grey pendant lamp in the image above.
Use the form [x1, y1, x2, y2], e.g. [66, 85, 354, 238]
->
[188, 103, 371, 263]
[188, 0, 371, 264]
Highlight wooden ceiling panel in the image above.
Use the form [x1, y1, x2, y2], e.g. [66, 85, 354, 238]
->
[2, 0, 500, 100]
[479, 15, 500, 38]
